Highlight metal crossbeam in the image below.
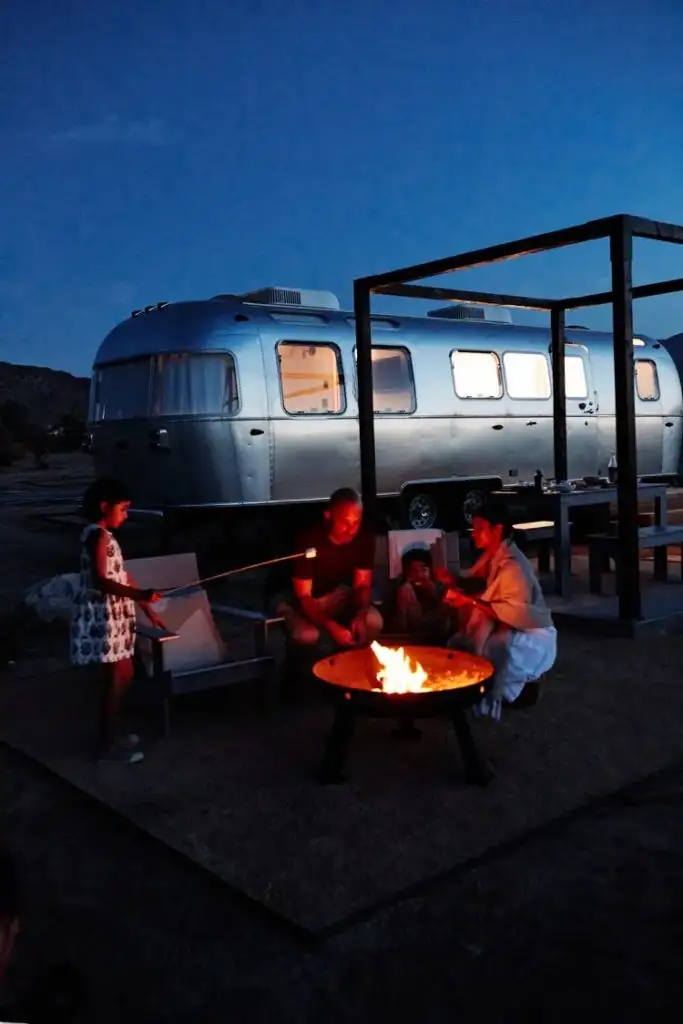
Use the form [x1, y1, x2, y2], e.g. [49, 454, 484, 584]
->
[353, 212, 683, 626]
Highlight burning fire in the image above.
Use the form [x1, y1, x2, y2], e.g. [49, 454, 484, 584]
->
[370, 641, 428, 694]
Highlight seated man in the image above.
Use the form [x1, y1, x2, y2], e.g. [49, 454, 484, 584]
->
[280, 487, 383, 649]
[387, 548, 455, 640]
[445, 502, 557, 720]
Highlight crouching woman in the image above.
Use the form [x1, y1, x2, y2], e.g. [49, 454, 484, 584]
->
[445, 502, 557, 720]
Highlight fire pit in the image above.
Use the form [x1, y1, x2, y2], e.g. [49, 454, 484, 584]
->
[313, 641, 494, 785]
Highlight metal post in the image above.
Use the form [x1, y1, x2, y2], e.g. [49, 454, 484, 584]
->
[550, 307, 568, 482]
[353, 281, 378, 523]
[610, 219, 641, 622]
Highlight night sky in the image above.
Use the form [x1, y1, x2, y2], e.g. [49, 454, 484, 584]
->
[2, 0, 682, 375]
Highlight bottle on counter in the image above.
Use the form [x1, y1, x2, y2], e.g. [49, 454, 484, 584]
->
[534, 469, 544, 494]
[607, 451, 618, 484]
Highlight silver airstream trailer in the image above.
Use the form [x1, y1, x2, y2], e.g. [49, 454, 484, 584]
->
[662, 332, 683, 479]
[86, 287, 683, 532]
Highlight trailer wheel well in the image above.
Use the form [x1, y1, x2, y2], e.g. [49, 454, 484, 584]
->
[399, 479, 502, 532]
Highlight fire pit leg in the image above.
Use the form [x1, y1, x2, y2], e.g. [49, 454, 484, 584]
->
[451, 712, 494, 786]
[318, 703, 357, 784]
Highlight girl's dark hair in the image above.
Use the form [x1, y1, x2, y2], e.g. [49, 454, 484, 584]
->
[81, 477, 132, 522]
[474, 500, 515, 539]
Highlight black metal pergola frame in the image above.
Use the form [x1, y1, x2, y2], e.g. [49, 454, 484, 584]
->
[353, 213, 683, 626]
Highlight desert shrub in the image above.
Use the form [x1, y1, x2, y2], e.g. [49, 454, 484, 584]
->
[0, 422, 15, 466]
[55, 413, 86, 451]
[0, 399, 30, 439]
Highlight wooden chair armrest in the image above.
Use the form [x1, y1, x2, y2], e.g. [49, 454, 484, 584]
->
[136, 622, 180, 642]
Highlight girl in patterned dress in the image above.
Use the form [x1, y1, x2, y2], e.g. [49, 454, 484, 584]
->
[71, 478, 164, 763]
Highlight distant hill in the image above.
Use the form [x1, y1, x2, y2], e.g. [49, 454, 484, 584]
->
[0, 361, 89, 428]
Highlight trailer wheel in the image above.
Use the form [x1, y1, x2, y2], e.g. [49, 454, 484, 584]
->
[461, 487, 488, 527]
[401, 482, 498, 532]
[403, 491, 440, 530]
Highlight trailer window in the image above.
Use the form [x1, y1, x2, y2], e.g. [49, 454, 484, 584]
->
[564, 355, 588, 399]
[92, 359, 151, 420]
[277, 342, 345, 414]
[450, 351, 502, 399]
[635, 359, 659, 401]
[503, 352, 551, 400]
[151, 353, 239, 416]
[352, 346, 416, 413]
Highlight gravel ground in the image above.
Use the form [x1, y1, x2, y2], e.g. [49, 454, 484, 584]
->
[3, 628, 683, 935]
[2, 454, 683, 1021]
[3, 742, 683, 1022]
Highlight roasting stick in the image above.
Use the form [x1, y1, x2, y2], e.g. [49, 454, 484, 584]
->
[161, 548, 317, 597]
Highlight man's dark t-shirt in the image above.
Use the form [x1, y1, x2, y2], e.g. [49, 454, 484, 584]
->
[292, 522, 376, 598]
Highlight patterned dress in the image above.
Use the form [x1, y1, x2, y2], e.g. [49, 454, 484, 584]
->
[71, 524, 137, 666]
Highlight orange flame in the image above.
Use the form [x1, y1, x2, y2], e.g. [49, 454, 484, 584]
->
[370, 641, 428, 694]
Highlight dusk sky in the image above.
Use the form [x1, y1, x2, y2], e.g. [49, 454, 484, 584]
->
[1, 0, 682, 377]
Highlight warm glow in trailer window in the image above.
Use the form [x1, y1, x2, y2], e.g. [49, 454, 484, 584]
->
[635, 359, 660, 401]
[277, 342, 345, 414]
[503, 352, 551, 399]
[451, 350, 503, 399]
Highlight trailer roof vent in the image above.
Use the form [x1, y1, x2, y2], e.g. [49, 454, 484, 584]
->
[241, 287, 341, 311]
[427, 303, 513, 325]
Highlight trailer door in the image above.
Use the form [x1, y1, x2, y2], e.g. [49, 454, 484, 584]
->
[634, 357, 663, 474]
[564, 347, 601, 479]
[227, 338, 272, 505]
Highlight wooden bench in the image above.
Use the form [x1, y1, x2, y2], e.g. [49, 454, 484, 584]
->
[587, 524, 683, 595]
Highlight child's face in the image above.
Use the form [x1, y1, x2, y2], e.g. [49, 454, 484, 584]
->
[101, 500, 131, 529]
[406, 560, 431, 585]
[472, 516, 503, 552]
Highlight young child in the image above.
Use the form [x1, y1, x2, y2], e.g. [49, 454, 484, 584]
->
[389, 548, 455, 640]
[71, 477, 165, 764]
